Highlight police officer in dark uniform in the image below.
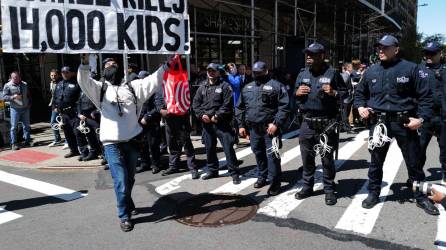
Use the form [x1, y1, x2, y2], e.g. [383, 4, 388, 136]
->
[74, 91, 101, 161]
[419, 41, 446, 185]
[53, 66, 81, 158]
[236, 61, 289, 196]
[355, 35, 439, 215]
[294, 42, 346, 205]
[136, 90, 165, 174]
[193, 63, 241, 184]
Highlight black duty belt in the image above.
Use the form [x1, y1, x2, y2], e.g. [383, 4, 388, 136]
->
[303, 116, 335, 132]
[369, 110, 413, 125]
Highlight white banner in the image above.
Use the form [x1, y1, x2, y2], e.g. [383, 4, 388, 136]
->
[0, 0, 190, 54]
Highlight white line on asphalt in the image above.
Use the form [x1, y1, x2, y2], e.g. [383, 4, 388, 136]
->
[0, 208, 22, 225]
[0, 170, 87, 201]
[210, 144, 302, 194]
[435, 204, 446, 249]
[155, 130, 300, 195]
[335, 141, 403, 235]
[258, 130, 369, 218]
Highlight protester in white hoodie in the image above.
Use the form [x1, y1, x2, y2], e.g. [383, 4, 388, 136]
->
[78, 54, 169, 232]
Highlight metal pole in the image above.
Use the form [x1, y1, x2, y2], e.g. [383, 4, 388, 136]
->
[251, 0, 255, 65]
[123, 53, 129, 82]
[294, 0, 297, 36]
[98, 54, 103, 76]
[274, 0, 278, 68]
[186, 54, 191, 80]
[313, 1, 317, 39]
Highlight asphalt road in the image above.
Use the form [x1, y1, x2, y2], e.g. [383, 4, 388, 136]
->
[0, 129, 445, 250]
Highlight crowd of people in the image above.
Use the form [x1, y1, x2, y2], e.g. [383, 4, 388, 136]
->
[3, 34, 446, 232]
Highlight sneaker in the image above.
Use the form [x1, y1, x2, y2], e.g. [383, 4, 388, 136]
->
[23, 142, 31, 148]
[362, 193, 379, 209]
[152, 165, 161, 174]
[131, 209, 139, 216]
[62, 143, 69, 150]
[100, 158, 107, 166]
[11, 144, 20, 151]
[119, 219, 134, 232]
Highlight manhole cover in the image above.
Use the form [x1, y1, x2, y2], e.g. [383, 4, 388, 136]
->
[175, 193, 258, 227]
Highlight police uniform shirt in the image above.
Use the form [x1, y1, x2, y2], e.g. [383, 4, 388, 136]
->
[424, 63, 446, 112]
[192, 78, 234, 121]
[53, 78, 81, 110]
[236, 78, 289, 128]
[354, 58, 433, 120]
[295, 64, 345, 117]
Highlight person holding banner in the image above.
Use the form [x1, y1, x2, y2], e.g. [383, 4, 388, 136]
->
[78, 54, 169, 232]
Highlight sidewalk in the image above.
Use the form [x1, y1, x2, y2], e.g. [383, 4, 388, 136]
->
[0, 123, 249, 170]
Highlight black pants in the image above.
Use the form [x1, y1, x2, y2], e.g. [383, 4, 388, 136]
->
[202, 122, 239, 175]
[299, 121, 336, 193]
[248, 124, 282, 182]
[60, 111, 78, 153]
[368, 121, 425, 200]
[420, 116, 446, 178]
[165, 115, 196, 170]
[73, 118, 101, 157]
[140, 123, 161, 168]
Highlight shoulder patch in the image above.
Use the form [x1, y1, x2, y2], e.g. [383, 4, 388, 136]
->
[263, 85, 273, 91]
[418, 70, 429, 78]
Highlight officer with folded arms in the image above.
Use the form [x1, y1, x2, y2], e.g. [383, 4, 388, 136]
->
[294, 42, 346, 205]
[355, 35, 438, 215]
[236, 61, 289, 196]
[193, 63, 241, 184]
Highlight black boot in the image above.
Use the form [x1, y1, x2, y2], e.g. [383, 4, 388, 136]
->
[362, 193, 379, 209]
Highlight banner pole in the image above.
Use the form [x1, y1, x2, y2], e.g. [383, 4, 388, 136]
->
[186, 54, 190, 80]
[123, 53, 129, 82]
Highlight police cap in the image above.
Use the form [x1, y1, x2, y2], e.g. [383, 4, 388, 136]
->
[378, 35, 399, 47]
[252, 61, 268, 72]
[423, 41, 442, 53]
[303, 42, 325, 54]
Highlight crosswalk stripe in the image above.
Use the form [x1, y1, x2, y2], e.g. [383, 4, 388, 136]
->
[0, 170, 87, 201]
[335, 141, 403, 235]
[155, 130, 300, 195]
[436, 204, 446, 249]
[0, 208, 22, 225]
[210, 145, 301, 194]
[258, 130, 369, 218]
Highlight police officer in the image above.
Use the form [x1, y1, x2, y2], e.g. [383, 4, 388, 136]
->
[136, 90, 164, 174]
[236, 61, 289, 196]
[53, 66, 81, 158]
[355, 35, 439, 215]
[294, 42, 346, 205]
[419, 41, 446, 185]
[193, 63, 241, 184]
[74, 91, 101, 161]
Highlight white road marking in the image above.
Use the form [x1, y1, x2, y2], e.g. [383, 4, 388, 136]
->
[155, 130, 300, 195]
[335, 141, 403, 235]
[258, 130, 369, 218]
[435, 204, 446, 249]
[0, 170, 87, 201]
[210, 144, 301, 194]
[0, 208, 22, 225]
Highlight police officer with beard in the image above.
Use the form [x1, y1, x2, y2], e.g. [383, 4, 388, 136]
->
[294, 42, 346, 205]
[193, 63, 241, 184]
[419, 41, 446, 185]
[236, 61, 289, 196]
[53, 66, 81, 158]
[355, 35, 439, 215]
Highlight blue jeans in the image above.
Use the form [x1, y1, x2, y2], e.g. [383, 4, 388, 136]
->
[10, 107, 31, 144]
[50, 110, 62, 142]
[104, 141, 139, 221]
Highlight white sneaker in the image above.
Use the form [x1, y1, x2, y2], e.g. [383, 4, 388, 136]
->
[62, 143, 69, 150]
[48, 141, 62, 147]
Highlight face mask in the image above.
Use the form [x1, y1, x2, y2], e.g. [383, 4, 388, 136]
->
[254, 74, 269, 83]
[103, 66, 122, 85]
